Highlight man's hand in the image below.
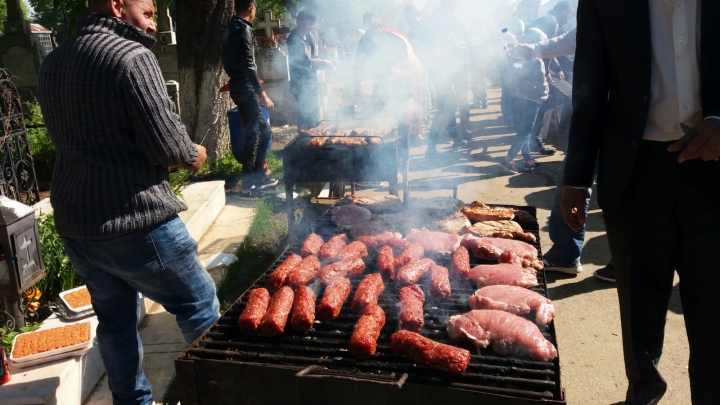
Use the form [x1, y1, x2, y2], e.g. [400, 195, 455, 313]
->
[560, 187, 588, 232]
[667, 118, 720, 163]
[260, 91, 275, 112]
[559, 71, 566, 81]
[547, 73, 554, 84]
[508, 43, 534, 60]
[186, 144, 207, 171]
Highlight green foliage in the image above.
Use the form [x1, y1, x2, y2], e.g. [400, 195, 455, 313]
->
[169, 168, 191, 197]
[0, 0, 31, 35]
[1, 323, 41, 356]
[25, 102, 55, 183]
[257, 0, 287, 20]
[27, 0, 87, 42]
[34, 214, 83, 303]
[195, 151, 243, 179]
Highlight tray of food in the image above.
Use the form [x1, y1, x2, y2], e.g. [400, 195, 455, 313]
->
[10, 346, 92, 369]
[59, 285, 93, 314]
[9, 322, 92, 363]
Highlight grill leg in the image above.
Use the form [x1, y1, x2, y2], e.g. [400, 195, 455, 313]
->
[351, 183, 356, 195]
[285, 183, 294, 234]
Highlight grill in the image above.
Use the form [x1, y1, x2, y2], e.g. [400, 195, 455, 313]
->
[175, 203, 565, 405]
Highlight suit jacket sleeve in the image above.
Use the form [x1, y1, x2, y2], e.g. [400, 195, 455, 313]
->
[564, 0, 608, 188]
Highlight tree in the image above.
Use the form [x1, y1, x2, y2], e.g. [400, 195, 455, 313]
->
[0, 0, 31, 35]
[27, 0, 86, 42]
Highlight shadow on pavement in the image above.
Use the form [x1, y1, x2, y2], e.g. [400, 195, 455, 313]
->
[409, 174, 487, 191]
[546, 275, 616, 301]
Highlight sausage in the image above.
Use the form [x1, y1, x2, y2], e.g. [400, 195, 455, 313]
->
[429, 265, 452, 299]
[290, 285, 316, 334]
[349, 304, 386, 359]
[286, 255, 321, 287]
[351, 273, 385, 312]
[377, 245, 395, 281]
[390, 330, 471, 375]
[355, 232, 402, 253]
[394, 243, 425, 269]
[301, 233, 324, 257]
[318, 257, 365, 285]
[259, 286, 295, 337]
[265, 254, 303, 293]
[386, 238, 412, 254]
[336, 241, 369, 262]
[395, 258, 434, 286]
[317, 278, 351, 321]
[452, 246, 471, 279]
[398, 285, 425, 332]
[319, 234, 349, 261]
[237, 288, 271, 334]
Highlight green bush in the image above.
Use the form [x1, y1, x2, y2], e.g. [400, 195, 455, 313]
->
[25, 103, 56, 183]
[34, 214, 83, 303]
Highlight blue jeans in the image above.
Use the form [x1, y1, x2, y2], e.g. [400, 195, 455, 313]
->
[62, 216, 220, 405]
[506, 98, 542, 161]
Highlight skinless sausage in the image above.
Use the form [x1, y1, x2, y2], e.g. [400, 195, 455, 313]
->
[317, 278, 352, 321]
[266, 254, 303, 293]
[377, 245, 395, 281]
[237, 288, 270, 334]
[290, 285, 316, 334]
[351, 273, 385, 312]
[300, 233, 324, 257]
[349, 304, 386, 359]
[259, 287, 294, 337]
[398, 285, 424, 332]
[286, 255, 321, 287]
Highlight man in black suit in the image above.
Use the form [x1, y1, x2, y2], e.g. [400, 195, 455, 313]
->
[561, 0, 720, 404]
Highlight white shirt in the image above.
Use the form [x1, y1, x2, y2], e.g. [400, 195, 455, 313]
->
[644, 0, 702, 141]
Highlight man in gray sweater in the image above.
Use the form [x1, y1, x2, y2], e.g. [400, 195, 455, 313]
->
[37, 1, 219, 404]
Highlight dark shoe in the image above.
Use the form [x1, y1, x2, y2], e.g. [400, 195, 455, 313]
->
[593, 264, 616, 283]
[499, 160, 519, 174]
[257, 177, 279, 189]
[532, 142, 557, 155]
[451, 139, 468, 150]
[425, 146, 442, 159]
[523, 160, 542, 172]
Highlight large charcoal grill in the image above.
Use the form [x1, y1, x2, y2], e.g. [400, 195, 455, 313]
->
[175, 205, 565, 405]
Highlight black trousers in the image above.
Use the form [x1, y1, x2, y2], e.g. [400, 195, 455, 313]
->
[603, 141, 720, 405]
[230, 91, 271, 187]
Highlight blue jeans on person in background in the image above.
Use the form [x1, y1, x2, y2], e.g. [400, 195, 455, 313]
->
[506, 98, 542, 162]
[62, 216, 220, 405]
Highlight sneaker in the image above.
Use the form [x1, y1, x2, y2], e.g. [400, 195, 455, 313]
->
[451, 138, 468, 150]
[523, 160, 542, 172]
[593, 264, 616, 282]
[532, 142, 557, 156]
[499, 160, 519, 174]
[256, 177, 279, 189]
[543, 258, 583, 275]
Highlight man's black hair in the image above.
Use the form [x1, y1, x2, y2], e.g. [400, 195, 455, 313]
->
[235, 0, 257, 13]
[363, 12, 375, 25]
[297, 9, 317, 22]
[552, 1, 574, 13]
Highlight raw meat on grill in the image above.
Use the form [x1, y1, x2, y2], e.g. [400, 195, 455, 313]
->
[396, 258, 435, 286]
[300, 233, 324, 257]
[460, 201, 516, 222]
[265, 254, 303, 293]
[336, 241, 369, 261]
[349, 304, 386, 359]
[470, 264, 539, 288]
[341, 195, 403, 214]
[331, 205, 372, 228]
[451, 246, 471, 279]
[446, 310, 557, 362]
[394, 243, 425, 269]
[462, 220, 537, 243]
[290, 285, 317, 334]
[398, 285, 425, 332]
[462, 235, 543, 271]
[319, 234, 349, 262]
[317, 278, 352, 321]
[390, 330, 471, 375]
[351, 273, 386, 312]
[406, 229, 461, 253]
[286, 255, 321, 287]
[349, 221, 398, 239]
[237, 288, 271, 334]
[318, 257, 366, 285]
[259, 286, 295, 337]
[377, 245, 396, 281]
[429, 265, 452, 299]
[436, 212, 472, 234]
[469, 286, 555, 326]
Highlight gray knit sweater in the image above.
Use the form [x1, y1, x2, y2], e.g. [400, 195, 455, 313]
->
[38, 14, 198, 240]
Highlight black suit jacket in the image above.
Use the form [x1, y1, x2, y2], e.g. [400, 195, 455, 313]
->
[564, 0, 720, 209]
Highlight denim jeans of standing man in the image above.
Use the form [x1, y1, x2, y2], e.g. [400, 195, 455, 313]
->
[63, 216, 220, 405]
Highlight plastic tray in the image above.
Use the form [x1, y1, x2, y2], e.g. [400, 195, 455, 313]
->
[10, 346, 91, 369]
[59, 285, 93, 314]
[9, 322, 93, 363]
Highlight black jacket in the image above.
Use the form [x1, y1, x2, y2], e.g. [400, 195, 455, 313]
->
[221, 16, 263, 94]
[565, 0, 720, 209]
[287, 29, 318, 97]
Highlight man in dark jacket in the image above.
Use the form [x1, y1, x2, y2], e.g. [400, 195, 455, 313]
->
[221, 0, 277, 192]
[562, 0, 720, 403]
[38, 0, 219, 403]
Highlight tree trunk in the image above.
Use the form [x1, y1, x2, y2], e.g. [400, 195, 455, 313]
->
[175, 0, 235, 160]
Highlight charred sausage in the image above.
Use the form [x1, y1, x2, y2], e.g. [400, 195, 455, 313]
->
[290, 285, 316, 334]
[351, 273, 385, 312]
[349, 304, 386, 359]
[390, 330, 471, 375]
[398, 285, 425, 332]
[377, 245, 395, 281]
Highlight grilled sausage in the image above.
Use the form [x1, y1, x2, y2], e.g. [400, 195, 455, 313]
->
[377, 245, 395, 281]
[395, 258, 434, 286]
[318, 257, 366, 285]
[398, 285, 425, 332]
[351, 273, 385, 312]
[237, 288, 271, 334]
[301, 233, 324, 257]
[452, 246, 471, 279]
[349, 304, 386, 359]
[317, 278, 352, 321]
[290, 285, 316, 334]
[259, 287, 294, 337]
[265, 254, 303, 293]
[390, 330, 471, 375]
[394, 243, 425, 269]
[286, 255, 321, 287]
[336, 241, 369, 262]
[429, 265, 452, 299]
[319, 234, 349, 262]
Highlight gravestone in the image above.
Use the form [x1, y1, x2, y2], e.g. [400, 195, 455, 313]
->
[256, 10, 281, 46]
[258, 46, 290, 82]
[151, 0, 181, 115]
